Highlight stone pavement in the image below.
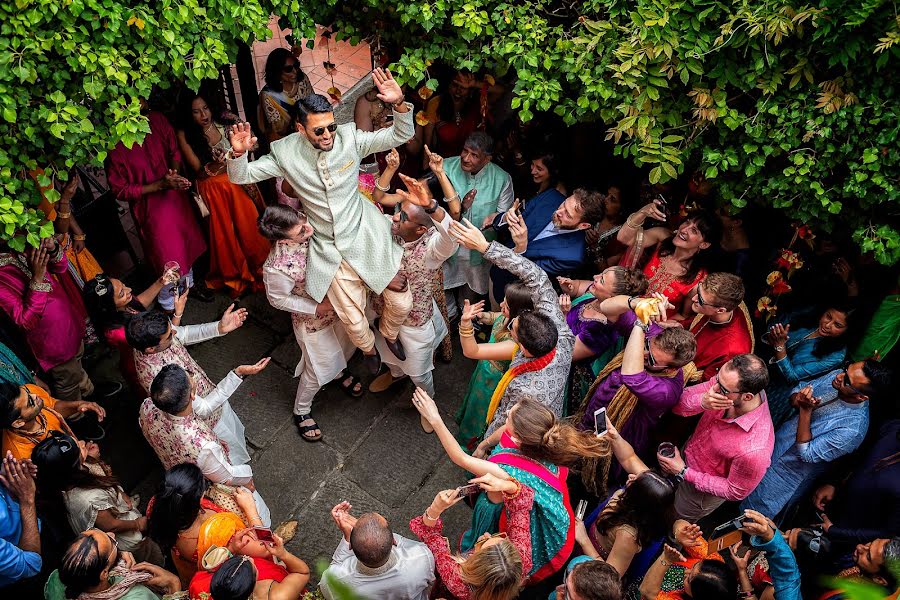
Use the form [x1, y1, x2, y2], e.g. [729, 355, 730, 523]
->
[95, 288, 478, 580]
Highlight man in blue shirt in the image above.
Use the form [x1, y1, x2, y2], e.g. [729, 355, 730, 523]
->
[741, 359, 892, 523]
[0, 451, 41, 587]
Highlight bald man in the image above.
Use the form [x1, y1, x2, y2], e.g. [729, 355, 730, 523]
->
[366, 177, 458, 432]
[320, 502, 435, 600]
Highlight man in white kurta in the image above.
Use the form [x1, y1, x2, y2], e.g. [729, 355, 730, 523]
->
[259, 206, 357, 441]
[139, 364, 271, 526]
[226, 70, 414, 371]
[127, 307, 267, 466]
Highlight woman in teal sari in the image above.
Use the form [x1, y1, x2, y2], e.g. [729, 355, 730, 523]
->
[415, 389, 610, 584]
[455, 282, 533, 452]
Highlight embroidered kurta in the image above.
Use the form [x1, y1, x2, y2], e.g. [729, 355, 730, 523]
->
[372, 213, 458, 377]
[132, 322, 249, 466]
[681, 306, 754, 381]
[0, 250, 85, 371]
[442, 157, 514, 294]
[107, 111, 207, 273]
[226, 105, 416, 302]
[263, 240, 355, 385]
[483, 243, 575, 437]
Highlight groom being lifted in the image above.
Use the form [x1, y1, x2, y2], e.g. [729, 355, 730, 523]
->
[226, 69, 413, 372]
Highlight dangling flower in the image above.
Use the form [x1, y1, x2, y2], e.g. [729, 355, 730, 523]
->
[418, 86, 434, 100]
[770, 278, 792, 295]
[326, 87, 342, 102]
[756, 296, 777, 320]
[415, 111, 431, 127]
[766, 271, 783, 285]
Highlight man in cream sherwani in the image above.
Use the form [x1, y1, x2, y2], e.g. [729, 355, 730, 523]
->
[226, 68, 413, 373]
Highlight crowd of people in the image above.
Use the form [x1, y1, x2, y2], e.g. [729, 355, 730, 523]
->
[0, 47, 898, 600]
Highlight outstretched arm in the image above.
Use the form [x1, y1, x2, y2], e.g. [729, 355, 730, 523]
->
[412, 388, 507, 478]
[225, 122, 284, 184]
[355, 69, 414, 157]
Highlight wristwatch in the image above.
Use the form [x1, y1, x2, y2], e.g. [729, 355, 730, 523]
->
[424, 199, 439, 214]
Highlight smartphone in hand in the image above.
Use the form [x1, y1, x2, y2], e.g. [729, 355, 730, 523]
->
[594, 407, 608, 436]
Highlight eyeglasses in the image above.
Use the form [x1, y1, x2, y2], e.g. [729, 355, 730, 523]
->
[715, 372, 736, 396]
[696, 286, 708, 307]
[645, 336, 657, 368]
[281, 63, 299, 73]
[312, 123, 338, 136]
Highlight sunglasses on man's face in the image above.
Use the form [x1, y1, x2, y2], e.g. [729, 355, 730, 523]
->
[715, 372, 736, 396]
[645, 336, 657, 368]
[282, 63, 299, 73]
[311, 123, 338, 136]
[841, 366, 863, 395]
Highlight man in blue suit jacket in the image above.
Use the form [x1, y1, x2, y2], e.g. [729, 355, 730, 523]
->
[490, 188, 605, 303]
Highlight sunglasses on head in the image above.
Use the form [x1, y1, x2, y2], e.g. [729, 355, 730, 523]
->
[312, 123, 338, 136]
[281, 63, 299, 73]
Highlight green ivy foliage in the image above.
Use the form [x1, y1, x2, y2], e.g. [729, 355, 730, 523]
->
[0, 0, 317, 252]
[284, 0, 899, 264]
[3, 1, 898, 264]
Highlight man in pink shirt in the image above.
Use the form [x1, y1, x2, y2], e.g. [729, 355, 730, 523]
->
[658, 353, 775, 521]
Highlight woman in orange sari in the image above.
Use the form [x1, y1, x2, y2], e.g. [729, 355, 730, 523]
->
[176, 93, 270, 298]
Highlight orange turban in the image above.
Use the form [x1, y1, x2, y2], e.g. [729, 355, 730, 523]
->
[196, 512, 246, 568]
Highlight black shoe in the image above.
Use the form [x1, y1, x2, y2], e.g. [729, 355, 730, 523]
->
[385, 337, 407, 361]
[364, 352, 382, 375]
[89, 381, 123, 399]
[191, 284, 214, 303]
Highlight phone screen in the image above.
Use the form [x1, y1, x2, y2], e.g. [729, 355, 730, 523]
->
[253, 527, 274, 543]
[457, 483, 482, 496]
[594, 408, 607, 436]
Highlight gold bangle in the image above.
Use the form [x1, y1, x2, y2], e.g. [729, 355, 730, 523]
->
[57, 211, 72, 219]
[625, 213, 643, 229]
[72, 234, 86, 241]
[375, 180, 390, 192]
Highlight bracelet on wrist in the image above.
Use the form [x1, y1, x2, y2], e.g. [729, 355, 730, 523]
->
[375, 180, 391, 192]
[423, 199, 439, 214]
[72, 234, 86, 241]
[423, 508, 440, 521]
[173, 312, 183, 318]
[774, 345, 786, 352]
[57, 211, 72, 220]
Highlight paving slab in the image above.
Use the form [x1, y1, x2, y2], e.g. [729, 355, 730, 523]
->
[286, 471, 392, 568]
[227, 360, 298, 447]
[341, 403, 457, 508]
[252, 422, 342, 524]
[389, 457, 473, 543]
[310, 385, 396, 454]
[187, 319, 281, 382]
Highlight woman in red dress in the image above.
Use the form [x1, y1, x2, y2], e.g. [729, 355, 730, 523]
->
[618, 201, 720, 320]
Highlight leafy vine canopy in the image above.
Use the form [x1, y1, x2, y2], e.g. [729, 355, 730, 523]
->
[1, 0, 897, 262]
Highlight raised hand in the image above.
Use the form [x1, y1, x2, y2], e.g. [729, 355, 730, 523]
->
[559, 294, 572, 314]
[674, 521, 703, 548]
[218, 303, 249, 334]
[173, 287, 189, 317]
[449, 218, 489, 253]
[701, 387, 734, 412]
[639, 199, 667, 222]
[424, 145, 444, 176]
[396, 173, 432, 208]
[460, 299, 485, 323]
[430, 489, 464, 515]
[740, 509, 776, 543]
[28, 244, 50, 283]
[557, 277, 577, 296]
[229, 122, 257, 156]
[385, 148, 400, 170]
[461, 189, 477, 213]
[61, 172, 80, 202]
[234, 357, 271, 377]
[373, 68, 404, 105]
[411, 386, 442, 427]
[509, 215, 528, 253]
